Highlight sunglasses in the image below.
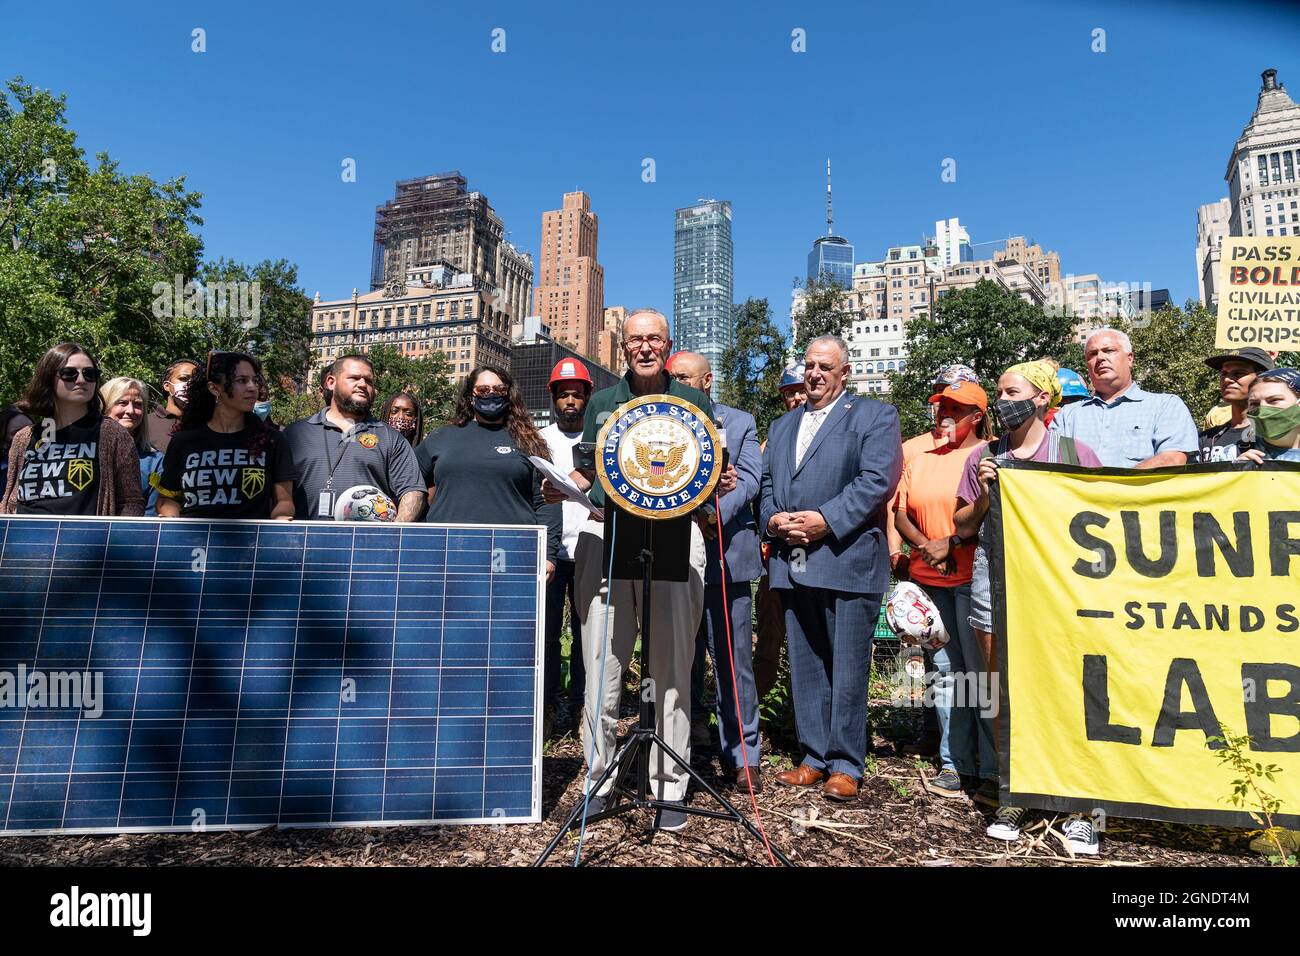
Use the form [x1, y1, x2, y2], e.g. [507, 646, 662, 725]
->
[472, 385, 510, 397]
[205, 350, 232, 378]
[57, 366, 100, 384]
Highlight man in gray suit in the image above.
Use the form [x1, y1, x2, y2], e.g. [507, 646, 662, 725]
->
[759, 335, 902, 801]
[668, 352, 765, 790]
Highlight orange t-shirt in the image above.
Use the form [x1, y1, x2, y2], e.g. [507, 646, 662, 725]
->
[890, 430, 945, 520]
[896, 441, 987, 587]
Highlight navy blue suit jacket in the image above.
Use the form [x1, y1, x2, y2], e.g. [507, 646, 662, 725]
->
[759, 392, 902, 594]
[706, 403, 762, 586]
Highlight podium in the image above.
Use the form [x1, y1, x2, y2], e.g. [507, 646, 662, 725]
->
[534, 395, 792, 867]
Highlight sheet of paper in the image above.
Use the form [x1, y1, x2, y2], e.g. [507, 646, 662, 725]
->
[529, 455, 604, 519]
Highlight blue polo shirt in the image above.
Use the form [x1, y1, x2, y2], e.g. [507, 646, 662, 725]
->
[1050, 382, 1198, 469]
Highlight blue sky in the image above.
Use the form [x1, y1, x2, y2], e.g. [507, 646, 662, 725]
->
[4, 0, 1297, 333]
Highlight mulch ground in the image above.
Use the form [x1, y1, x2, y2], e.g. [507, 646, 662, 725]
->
[0, 689, 1265, 868]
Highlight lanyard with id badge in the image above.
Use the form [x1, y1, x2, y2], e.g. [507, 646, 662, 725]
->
[318, 423, 356, 517]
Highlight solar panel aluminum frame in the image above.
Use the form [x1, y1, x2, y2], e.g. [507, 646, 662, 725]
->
[0, 514, 546, 836]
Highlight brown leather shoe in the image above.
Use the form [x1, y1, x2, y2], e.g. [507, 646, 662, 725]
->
[775, 765, 826, 787]
[734, 767, 764, 793]
[822, 773, 860, 801]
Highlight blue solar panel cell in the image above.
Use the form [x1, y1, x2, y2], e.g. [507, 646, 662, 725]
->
[0, 516, 543, 834]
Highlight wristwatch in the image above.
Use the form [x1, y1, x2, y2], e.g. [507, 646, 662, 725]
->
[948, 534, 962, 550]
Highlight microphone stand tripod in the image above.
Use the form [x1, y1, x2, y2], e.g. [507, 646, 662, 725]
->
[534, 514, 793, 866]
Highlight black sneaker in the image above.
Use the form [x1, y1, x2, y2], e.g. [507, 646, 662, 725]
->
[1061, 814, 1100, 856]
[654, 800, 691, 832]
[987, 804, 1029, 841]
[926, 767, 965, 798]
[579, 793, 608, 818]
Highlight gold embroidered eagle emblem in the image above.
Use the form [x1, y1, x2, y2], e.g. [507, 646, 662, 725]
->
[626, 439, 689, 490]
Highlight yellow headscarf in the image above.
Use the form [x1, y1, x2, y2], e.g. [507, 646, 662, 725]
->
[1006, 361, 1062, 408]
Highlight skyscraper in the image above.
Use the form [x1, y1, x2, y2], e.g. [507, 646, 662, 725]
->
[673, 199, 734, 396]
[369, 171, 532, 332]
[1196, 199, 1231, 306]
[533, 191, 605, 359]
[807, 160, 854, 288]
[932, 217, 973, 267]
[1224, 70, 1300, 240]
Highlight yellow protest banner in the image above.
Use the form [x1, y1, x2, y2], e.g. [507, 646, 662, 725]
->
[1215, 236, 1300, 349]
[990, 462, 1300, 828]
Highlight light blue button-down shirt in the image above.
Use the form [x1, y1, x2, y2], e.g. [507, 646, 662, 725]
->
[1050, 382, 1199, 468]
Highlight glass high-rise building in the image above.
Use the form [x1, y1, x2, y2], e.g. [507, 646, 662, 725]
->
[673, 199, 733, 397]
[807, 236, 854, 288]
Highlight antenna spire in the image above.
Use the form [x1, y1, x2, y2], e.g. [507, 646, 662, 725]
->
[826, 159, 833, 236]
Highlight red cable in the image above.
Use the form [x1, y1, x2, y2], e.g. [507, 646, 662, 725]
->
[712, 491, 777, 866]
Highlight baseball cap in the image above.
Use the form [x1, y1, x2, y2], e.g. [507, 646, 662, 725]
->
[1204, 348, 1275, 373]
[927, 380, 988, 412]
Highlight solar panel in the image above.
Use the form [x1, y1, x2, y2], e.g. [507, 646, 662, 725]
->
[0, 516, 544, 835]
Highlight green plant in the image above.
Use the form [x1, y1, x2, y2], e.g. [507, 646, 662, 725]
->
[1207, 724, 1297, 866]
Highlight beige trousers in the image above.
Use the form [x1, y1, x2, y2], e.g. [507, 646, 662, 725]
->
[575, 517, 706, 802]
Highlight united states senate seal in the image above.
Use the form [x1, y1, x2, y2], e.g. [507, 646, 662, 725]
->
[595, 394, 722, 520]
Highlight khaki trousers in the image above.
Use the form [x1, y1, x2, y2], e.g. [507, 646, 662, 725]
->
[575, 518, 706, 802]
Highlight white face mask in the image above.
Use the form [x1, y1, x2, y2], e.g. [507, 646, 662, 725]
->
[171, 381, 190, 405]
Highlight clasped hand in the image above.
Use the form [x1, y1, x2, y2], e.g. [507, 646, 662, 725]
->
[767, 510, 829, 547]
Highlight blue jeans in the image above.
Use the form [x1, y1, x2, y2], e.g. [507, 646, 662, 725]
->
[927, 582, 997, 780]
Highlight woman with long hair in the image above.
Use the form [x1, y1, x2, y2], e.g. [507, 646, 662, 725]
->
[100, 376, 165, 516]
[1, 342, 144, 516]
[380, 391, 424, 447]
[415, 365, 558, 577]
[155, 351, 294, 519]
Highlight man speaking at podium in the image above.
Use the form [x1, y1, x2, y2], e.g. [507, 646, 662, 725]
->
[542, 309, 731, 832]
[760, 335, 901, 801]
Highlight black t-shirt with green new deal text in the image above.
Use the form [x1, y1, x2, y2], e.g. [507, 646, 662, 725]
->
[159, 425, 293, 518]
[15, 412, 102, 516]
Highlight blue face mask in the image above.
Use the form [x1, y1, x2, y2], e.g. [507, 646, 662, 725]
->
[253, 401, 272, 421]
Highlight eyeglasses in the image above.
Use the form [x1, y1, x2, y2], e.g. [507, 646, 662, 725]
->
[57, 366, 100, 384]
[472, 385, 510, 397]
[624, 335, 667, 350]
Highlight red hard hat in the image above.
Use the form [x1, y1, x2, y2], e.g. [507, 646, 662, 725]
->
[549, 357, 592, 390]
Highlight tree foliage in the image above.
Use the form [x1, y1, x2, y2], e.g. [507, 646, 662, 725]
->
[362, 344, 458, 426]
[0, 75, 318, 417]
[718, 297, 791, 440]
[884, 280, 1083, 437]
[792, 276, 851, 355]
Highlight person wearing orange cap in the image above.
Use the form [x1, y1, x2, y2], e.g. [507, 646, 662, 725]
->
[540, 357, 594, 731]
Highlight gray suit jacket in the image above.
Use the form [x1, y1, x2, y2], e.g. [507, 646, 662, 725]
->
[706, 403, 762, 585]
[759, 392, 901, 594]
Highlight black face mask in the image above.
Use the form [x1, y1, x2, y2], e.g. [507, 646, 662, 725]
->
[473, 395, 510, 421]
[993, 397, 1038, 432]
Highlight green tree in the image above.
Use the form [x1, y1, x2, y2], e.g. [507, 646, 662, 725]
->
[194, 257, 313, 391]
[718, 297, 790, 440]
[0, 75, 205, 401]
[792, 276, 850, 355]
[1117, 302, 1300, 425]
[363, 344, 458, 426]
[885, 279, 1082, 437]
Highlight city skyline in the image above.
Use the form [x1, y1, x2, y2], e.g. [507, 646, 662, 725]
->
[4, 2, 1297, 341]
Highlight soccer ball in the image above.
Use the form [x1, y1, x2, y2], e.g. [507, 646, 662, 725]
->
[885, 581, 949, 650]
[333, 485, 396, 522]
